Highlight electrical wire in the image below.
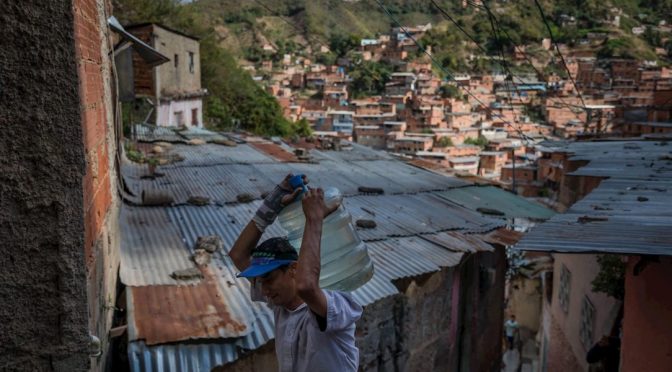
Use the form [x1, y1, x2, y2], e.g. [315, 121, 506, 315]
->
[372, 0, 533, 144]
[437, 0, 587, 124]
[532, 0, 588, 111]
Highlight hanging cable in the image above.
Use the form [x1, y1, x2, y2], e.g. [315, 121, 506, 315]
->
[434, 0, 587, 124]
[533, 0, 588, 111]
[372, 0, 533, 144]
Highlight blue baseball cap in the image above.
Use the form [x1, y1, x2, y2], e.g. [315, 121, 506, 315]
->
[237, 237, 298, 278]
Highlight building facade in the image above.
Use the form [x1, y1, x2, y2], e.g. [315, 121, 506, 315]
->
[126, 23, 205, 127]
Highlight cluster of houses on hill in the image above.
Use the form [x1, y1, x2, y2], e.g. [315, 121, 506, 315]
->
[239, 23, 672, 191]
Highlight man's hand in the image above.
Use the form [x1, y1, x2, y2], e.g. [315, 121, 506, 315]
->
[301, 188, 329, 222]
[280, 174, 307, 205]
[253, 174, 308, 233]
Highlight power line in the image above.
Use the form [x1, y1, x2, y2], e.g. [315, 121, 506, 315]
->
[431, 0, 585, 121]
[373, 0, 534, 144]
[443, 0, 588, 124]
[532, 0, 588, 111]
[482, 1, 523, 123]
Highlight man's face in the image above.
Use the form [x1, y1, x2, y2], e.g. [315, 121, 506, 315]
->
[257, 263, 298, 308]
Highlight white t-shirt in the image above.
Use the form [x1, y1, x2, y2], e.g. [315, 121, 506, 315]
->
[252, 283, 362, 372]
[505, 319, 519, 337]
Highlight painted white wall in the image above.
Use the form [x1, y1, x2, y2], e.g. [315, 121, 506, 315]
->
[157, 98, 203, 128]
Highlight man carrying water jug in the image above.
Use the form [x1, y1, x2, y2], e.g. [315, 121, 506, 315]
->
[230, 174, 362, 372]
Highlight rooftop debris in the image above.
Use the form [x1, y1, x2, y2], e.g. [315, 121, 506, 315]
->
[236, 193, 255, 203]
[141, 190, 174, 206]
[187, 138, 206, 146]
[212, 138, 237, 147]
[356, 219, 377, 229]
[477, 207, 506, 216]
[191, 249, 211, 266]
[577, 216, 609, 223]
[170, 267, 203, 280]
[188, 195, 210, 206]
[358, 186, 385, 194]
[195, 235, 224, 253]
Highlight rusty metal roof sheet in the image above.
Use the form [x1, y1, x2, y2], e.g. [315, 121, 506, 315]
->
[250, 142, 299, 162]
[128, 267, 248, 345]
[482, 228, 525, 246]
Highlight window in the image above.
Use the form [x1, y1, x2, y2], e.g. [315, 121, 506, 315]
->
[558, 264, 571, 313]
[191, 108, 198, 126]
[174, 54, 179, 68]
[189, 52, 195, 73]
[174, 111, 184, 126]
[580, 296, 595, 349]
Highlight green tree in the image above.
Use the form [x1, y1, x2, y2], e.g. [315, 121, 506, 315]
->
[436, 137, 453, 147]
[591, 255, 625, 300]
[329, 33, 361, 58]
[349, 61, 391, 98]
[439, 85, 460, 99]
[464, 136, 489, 148]
[291, 118, 313, 137]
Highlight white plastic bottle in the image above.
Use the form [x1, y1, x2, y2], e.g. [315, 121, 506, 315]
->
[277, 187, 374, 291]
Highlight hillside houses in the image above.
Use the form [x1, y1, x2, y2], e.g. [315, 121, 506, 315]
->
[243, 21, 672, 186]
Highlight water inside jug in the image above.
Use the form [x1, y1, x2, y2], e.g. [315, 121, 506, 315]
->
[277, 187, 374, 291]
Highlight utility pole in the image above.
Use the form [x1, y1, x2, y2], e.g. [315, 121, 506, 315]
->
[511, 148, 516, 195]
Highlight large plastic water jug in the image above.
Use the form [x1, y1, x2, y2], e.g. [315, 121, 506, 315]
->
[277, 187, 374, 291]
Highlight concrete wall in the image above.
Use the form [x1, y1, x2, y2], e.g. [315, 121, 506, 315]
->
[0, 1, 120, 370]
[508, 276, 542, 333]
[213, 341, 278, 372]
[543, 254, 621, 372]
[153, 26, 201, 96]
[1, 1, 89, 370]
[157, 98, 203, 127]
[621, 256, 672, 372]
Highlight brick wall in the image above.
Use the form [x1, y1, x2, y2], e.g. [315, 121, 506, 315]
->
[72, 0, 120, 370]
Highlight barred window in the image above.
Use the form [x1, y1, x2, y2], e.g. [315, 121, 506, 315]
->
[580, 296, 595, 349]
[558, 264, 571, 313]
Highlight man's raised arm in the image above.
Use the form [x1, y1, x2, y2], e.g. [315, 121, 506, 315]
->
[229, 174, 306, 272]
[295, 188, 329, 317]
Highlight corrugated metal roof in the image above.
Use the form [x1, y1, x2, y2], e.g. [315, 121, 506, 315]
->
[436, 186, 556, 220]
[134, 125, 187, 143]
[345, 193, 502, 241]
[120, 206, 197, 286]
[128, 310, 274, 372]
[119, 128, 520, 370]
[516, 140, 672, 255]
